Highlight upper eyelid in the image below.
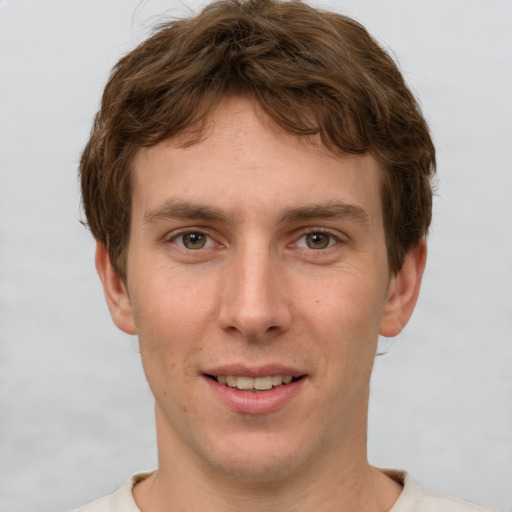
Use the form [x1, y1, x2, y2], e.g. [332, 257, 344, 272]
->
[163, 226, 215, 241]
[300, 226, 339, 234]
[288, 229, 345, 252]
[166, 229, 219, 251]
[162, 226, 346, 245]
[294, 226, 345, 240]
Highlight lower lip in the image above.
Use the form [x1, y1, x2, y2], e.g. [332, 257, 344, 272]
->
[203, 376, 306, 415]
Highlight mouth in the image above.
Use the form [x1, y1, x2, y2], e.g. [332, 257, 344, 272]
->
[203, 370, 307, 414]
[206, 374, 303, 391]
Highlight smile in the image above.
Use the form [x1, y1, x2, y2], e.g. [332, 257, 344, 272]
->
[214, 375, 295, 391]
[204, 372, 306, 413]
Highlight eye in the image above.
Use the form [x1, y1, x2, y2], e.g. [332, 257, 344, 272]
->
[296, 231, 338, 250]
[174, 231, 215, 250]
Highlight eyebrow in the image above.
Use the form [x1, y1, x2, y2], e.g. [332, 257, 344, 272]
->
[144, 200, 230, 224]
[144, 199, 369, 226]
[277, 201, 370, 226]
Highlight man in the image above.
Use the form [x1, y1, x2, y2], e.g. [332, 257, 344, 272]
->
[74, 0, 491, 510]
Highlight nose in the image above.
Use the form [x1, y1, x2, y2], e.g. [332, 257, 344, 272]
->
[217, 242, 292, 341]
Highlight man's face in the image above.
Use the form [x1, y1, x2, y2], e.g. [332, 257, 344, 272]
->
[100, 97, 421, 482]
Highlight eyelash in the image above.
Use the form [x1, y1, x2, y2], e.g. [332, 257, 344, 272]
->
[292, 229, 342, 251]
[165, 228, 342, 252]
[167, 229, 218, 250]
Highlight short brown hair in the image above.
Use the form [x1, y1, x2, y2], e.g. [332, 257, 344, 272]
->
[80, 0, 435, 279]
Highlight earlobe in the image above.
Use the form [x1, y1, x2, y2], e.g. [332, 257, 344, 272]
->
[379, 238, 427, 338]
[95, 242, 137, 335]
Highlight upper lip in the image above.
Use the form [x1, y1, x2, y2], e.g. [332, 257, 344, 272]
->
[203, 364, 306, 378]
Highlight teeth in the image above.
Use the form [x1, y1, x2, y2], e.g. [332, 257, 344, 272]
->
[254, 376, 272, 390]
[237, 377, 254, 390]
[271, 375, 282, 386]
[215, 375, 295, 390]
[226, 375, 237, 387]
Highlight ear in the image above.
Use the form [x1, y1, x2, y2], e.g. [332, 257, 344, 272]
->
[379, 238, 427, 337]
[95, 241, 137, 335]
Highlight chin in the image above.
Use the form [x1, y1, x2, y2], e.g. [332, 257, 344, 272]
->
[198, 432, 315, 484]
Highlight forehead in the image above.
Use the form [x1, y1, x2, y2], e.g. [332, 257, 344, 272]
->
[130, 97, 383, 225]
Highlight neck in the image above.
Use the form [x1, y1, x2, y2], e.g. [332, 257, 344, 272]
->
[133, 400, 402, 512]
[136, 463, 399, 512]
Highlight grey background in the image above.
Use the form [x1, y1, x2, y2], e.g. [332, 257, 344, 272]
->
[0, 1, 511, 511]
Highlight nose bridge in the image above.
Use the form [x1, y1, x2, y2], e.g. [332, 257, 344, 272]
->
[218, 236, 290, 339]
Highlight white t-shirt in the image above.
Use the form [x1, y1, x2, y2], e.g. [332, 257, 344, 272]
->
[72, 470, 493, 512]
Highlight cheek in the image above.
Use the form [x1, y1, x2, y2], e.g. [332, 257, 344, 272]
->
[131, 260, 216, 330]
[301, 272, 384, 334]
[297, 275, 384, 374]
[129, 272, 216, 385]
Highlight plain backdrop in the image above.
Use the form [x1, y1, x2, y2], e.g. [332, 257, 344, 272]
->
[0, 1, 511, 511]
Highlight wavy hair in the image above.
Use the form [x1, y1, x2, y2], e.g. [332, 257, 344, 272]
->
[80, 0, 435, 278]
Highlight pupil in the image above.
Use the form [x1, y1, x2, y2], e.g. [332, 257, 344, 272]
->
[307, 233, 329, 249]
[184, 233, 205, 249]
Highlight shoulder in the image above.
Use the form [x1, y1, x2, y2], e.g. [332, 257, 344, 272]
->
[386, 470, 494, 512]
[71, 472, 152, 512]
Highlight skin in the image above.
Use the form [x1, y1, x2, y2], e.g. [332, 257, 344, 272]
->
[96, 97, 426, 511]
